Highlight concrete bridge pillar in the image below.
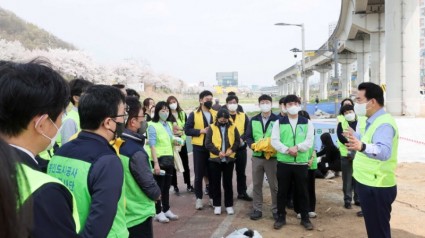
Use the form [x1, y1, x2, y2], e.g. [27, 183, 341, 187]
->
[313, 64, 332, 100]
[339, 53, 356, 99]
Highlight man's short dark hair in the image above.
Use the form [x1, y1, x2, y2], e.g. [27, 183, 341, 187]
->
[258, 94, 272, 103]
[199, 90, 213, 99]
[227, 91, 236, 96]
[125, 96, 142, 126]
[79, 85, 125, 130]
[358, 82, 384, 106]
[69, 78, 94, 105]
[126, 88, 140, 99]
[283, 94, 301, 105]
[226, 95, 239, 103]
[0, 59, 70, 136]
[279, 96, 286, 105]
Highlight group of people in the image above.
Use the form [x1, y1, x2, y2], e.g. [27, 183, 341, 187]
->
[0, 59, 399, 238]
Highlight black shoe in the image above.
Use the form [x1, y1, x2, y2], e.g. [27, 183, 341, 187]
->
[301, 219, 314, 230]
[357, 211, 363, 217]
[344, 202, 352, 209]
[187, 185, 194, 193]
[237, 193, 253, 201]
[204, 184, 209, 195]
[272, 212, 279, 221]
[174, 186, 180, 196]
[354, 201, 361, 206]
[250, 210, 263, 220]
[273, 215, 286, 229]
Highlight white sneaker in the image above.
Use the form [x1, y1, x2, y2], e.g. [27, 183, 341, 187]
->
[214, 206, 221, 215]
[195, 198, 203, 210]
[209, 199, 214, 207]
[325, 170, 335, 179]
[154, 212, 169, 223]
[309, 212, 317, 218]
[296, 213, 301, 219]
[164, 210, 179, 220]
[226, 207, 234, 215]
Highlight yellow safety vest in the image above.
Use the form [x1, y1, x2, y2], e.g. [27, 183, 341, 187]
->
[210, 124, 236, 159]
[191, 109, 217, 146]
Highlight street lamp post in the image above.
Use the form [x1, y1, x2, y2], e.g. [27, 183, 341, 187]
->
[275, 23, 307, 107]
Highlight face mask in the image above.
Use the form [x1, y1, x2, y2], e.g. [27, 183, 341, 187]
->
[259, 103, 271, 113]
[344, 113, 356, 122]
[159, 112, 169, 121]
[218, 121, 228, 127]
[203, 101, 213, 109]
[35, 115, 60, 151]
[227, 104, 238, 112]
[287, 106, 300, 115]
[138, 120, 148, 135]
[281, 106, 287, 113]
[354, 101, 369, 117]
[110, 119, 125, 138]
[169, 103, 178, 110]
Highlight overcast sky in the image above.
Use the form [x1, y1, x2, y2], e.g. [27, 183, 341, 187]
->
[2, 0, 341, 86]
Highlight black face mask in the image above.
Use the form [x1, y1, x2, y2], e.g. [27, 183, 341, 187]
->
[138, 121, 148, 135]
[204, 101, 213, 109]
[218, 122, 227, 127]
[110, 119, 125, 138]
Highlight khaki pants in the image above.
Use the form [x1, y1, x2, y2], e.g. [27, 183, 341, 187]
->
[251, 157, 277, 213]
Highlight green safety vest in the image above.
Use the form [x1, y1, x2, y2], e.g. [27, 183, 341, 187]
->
[47, 155, 128, 238]
[337, 116, 367, 157]
[18, 163, 80, 233]
[174, 111, 187, 141]
[120, 154, 155, 228]
[276, 117, 309, 163]
[353, 113, 399, 187]
[57, 109, 80, 147]
[251, 119, 276, 158]
[149, 121, 174, 158]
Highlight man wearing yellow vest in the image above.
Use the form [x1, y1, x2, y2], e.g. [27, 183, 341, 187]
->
[271, 95, 314, 230]
[48, 85, 129, 238]
[59, 78, 93, 146]
[225, 94, 252, 201]
[345, 82, 398, 238]
[185, 90, 217, 210]
[120, 97, 161, 237]
[0, 60, 80, 237]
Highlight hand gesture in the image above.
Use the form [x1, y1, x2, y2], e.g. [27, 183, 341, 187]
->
[153, 163, 161, 175]
[225, 148, 233, 157]
[287, 146, 298, 157]
[219, 151, 226, 158]
[345, 131, 363, 151]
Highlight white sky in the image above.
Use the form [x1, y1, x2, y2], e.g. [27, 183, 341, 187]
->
[1, 0, 341, 86]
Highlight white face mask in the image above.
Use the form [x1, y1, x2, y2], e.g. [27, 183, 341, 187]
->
[354, 101, 369, 117]
[227, 104, 238, 112]
[344, 112, 356, 121]
[287, 105, 300, 115]
[281, 106, 287, 113]
[169, 103, 178, 110]
[35, 115, 60, 150]
[259, 103, 271, 113]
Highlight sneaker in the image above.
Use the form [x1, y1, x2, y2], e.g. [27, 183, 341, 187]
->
[164, 210, 179, 220]
[301, 219, 314, 230]
[205, 184, 209, 195]
[226, 207, 234, 215]
[195, 198, 203, 210]
[250, 210, 263, 220]
[174, 186, 180, 196]
[308, 212, 317, 218]
[273, 215, 286, 229]
[296, 213, 301, 219]
[214, 206, 221, 215]
[344, 202, 352, 209]
[357, 211, 363, 217]
[335, 171, 342, 177]
[154, 212, 169, 223]
[324, 170, 335, 179]
[209, 199, 214, 207]
[237, 193, 253, 201]
[187, 185, 194, 193]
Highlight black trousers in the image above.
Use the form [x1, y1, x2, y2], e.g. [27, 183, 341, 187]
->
[209, 161, 234, 207]
[293, 170, 316, 213]
[172, 145, 192, 187]
[357, 182, 397, 238]
[193, 145, 210, 199]
[234, 148, 247, 195]
[341, 157, 359, 204]
[154, 166, 173, 213]
[128, 217, 153, 238]
[276, 163, 309, 220]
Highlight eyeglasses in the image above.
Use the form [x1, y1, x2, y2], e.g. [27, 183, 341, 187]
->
[113, 113, 128, 122]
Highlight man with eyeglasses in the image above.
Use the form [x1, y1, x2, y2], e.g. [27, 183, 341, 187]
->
[48, 85, 129, 238]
